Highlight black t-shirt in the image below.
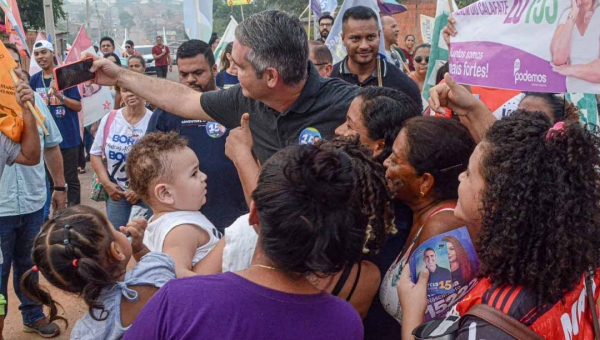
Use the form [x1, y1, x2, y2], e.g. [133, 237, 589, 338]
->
[200, 63, 358, 164]
[331, 56, 423, 112]
[147, 109, 247, 231]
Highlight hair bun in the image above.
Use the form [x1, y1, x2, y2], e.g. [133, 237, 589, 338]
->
[285, 147, 355, 208]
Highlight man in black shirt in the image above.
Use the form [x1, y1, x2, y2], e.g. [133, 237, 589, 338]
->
[330, 6, 422, 111]
[84, 11, 358, 165]
[317, 14, 334, 43]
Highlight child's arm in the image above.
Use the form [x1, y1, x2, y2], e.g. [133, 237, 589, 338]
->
[192, 237, 225, 275]
[162, 224, 210, 278]
[122, 219, 150, 262]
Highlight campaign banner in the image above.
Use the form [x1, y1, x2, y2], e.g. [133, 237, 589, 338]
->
[420, 15, 434, 44]
[422, 0, 458, 101]
[450, 0, 600, 94]
[408, 227, 479, 321]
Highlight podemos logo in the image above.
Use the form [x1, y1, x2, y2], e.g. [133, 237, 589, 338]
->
[513, 58, 547, 85]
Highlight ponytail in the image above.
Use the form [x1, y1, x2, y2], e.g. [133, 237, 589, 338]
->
[20, 268, 68, 328]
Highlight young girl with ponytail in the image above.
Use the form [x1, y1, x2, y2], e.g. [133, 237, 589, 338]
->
[20, 205, 176, 339]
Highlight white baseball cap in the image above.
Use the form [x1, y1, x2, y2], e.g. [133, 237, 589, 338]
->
[33, 40, 54, 52]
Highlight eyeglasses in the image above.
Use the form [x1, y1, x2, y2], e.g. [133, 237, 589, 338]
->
[415, 56, 429, 64]
[314, 62, 329, 66]
[320, 23, 332, 28]
[126, 46, 132, 49]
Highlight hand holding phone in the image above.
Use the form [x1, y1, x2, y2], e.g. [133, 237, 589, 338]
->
[54, 58, 96, 92]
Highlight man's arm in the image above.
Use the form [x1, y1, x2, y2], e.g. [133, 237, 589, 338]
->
[60, 96, 82, 112]
[13, 81, 41, 166]
[44, 146, 67, 211]
[88, 55, 213, 121]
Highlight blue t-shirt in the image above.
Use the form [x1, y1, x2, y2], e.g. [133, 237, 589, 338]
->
[147, 109, 247, 231]
[30, 71, 82, 149]
[215, 71, 240, 89]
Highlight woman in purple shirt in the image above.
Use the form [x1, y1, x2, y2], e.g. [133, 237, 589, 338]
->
[124, 140, 388, 340]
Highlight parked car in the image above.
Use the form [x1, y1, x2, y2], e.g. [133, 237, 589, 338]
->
[136, 45, 156, 75]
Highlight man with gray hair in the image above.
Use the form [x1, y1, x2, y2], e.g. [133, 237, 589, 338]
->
[83, 10, 357, 165]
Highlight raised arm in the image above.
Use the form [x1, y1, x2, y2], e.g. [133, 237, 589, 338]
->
[429, 74, 496, 143]
[86, 53, 214, 122]
[551, 3, 579, 65]
[13, 80, 41, 166]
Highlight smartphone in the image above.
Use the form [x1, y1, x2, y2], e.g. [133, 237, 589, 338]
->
[53, 58, 96, 92]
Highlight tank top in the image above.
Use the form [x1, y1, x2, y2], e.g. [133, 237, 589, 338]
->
[143, 211, 222, 266]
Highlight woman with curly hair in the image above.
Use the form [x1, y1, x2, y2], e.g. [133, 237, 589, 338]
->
[441, 235, 473, 287]
[399, 110, 600, 340]
[196, 136, 394, 319]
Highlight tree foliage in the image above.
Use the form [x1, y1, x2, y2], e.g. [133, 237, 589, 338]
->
[212, 0, 307, 36]
[0, 0, 66, 30]
[119, 10, 135, 30]
[458, 0, 478, 8]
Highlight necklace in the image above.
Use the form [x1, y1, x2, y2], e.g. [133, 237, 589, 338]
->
[251, 264, 277, 270]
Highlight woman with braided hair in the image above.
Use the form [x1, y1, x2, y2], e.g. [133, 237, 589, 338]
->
[399, 111, 600, 339]
[19, 205, 175, 339]
[125, 138, 390, 339]
[194, 136, 394, 319]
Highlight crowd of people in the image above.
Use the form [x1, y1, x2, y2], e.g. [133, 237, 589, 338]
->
[0, 3, 600, 340]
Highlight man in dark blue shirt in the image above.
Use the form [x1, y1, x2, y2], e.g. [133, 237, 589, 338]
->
[30, 40, 82, 206]
[147, 40, 246, 232]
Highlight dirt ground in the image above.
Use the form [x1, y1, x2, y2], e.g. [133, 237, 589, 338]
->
[2, 163, 133, 339]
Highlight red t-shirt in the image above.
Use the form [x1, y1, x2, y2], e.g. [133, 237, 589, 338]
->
[152, 45, 170, 66]
[455, 272, 600, 340]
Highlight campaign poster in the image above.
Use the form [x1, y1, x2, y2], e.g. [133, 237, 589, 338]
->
[449, 0, 600, 94]
[409, 227, 480, 321]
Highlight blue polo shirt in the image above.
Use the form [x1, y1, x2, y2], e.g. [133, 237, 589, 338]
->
[30, 71, 81, 149]
[147, 109, 247, 231]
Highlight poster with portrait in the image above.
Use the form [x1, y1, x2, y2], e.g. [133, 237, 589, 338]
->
[411, 242, 453, 295]
[449, 0, 600, 94]
[408, 227, 480, 321]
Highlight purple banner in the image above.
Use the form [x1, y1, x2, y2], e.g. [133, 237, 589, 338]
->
[449, 41, 567, 92]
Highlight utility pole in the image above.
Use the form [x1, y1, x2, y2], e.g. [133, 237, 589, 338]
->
[43, 0, 57, 48]
[86, 0, 90, 29]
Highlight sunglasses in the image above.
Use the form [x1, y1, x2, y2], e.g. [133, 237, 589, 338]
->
[126, 46, 132, 49]
[415, 56, 429, 64]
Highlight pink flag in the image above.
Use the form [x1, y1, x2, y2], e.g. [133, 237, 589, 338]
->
[68, 26, 115, 127]
[2, 0, 30, 56]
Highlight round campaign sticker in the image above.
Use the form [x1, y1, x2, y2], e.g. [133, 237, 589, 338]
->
[298, 127, 322, 145]
[54, 106, 66, 119]
[206, 122, 227, 138]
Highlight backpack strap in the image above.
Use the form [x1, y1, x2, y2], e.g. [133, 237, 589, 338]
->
[462, 304, 543, 340]
[102, 110, 118, 158]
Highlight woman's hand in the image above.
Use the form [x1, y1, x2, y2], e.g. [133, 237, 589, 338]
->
[125, 190, 140, 204]
[442, 16, 457, 48]
[398, 264, 429, 340]
[105, 182, 125, 201]
[570, 0, 580, 17]
[552, 63, 575, 76]
[429, 73, 476, 116]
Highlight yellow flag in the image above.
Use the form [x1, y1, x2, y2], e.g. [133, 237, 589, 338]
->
[0, 41, 24, 142]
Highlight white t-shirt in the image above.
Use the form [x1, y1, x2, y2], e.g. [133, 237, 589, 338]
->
[222, 214, 258, 272]
[90, 108, 153, 190]
[559, 7, 600, 93]
[144, 211, 222, 266]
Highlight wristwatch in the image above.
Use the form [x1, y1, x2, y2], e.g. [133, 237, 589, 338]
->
[54, 184, 68, 192]
[60, 94, 66, 102]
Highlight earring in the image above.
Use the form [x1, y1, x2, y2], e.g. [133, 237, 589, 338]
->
[420, 190, 424, 197]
